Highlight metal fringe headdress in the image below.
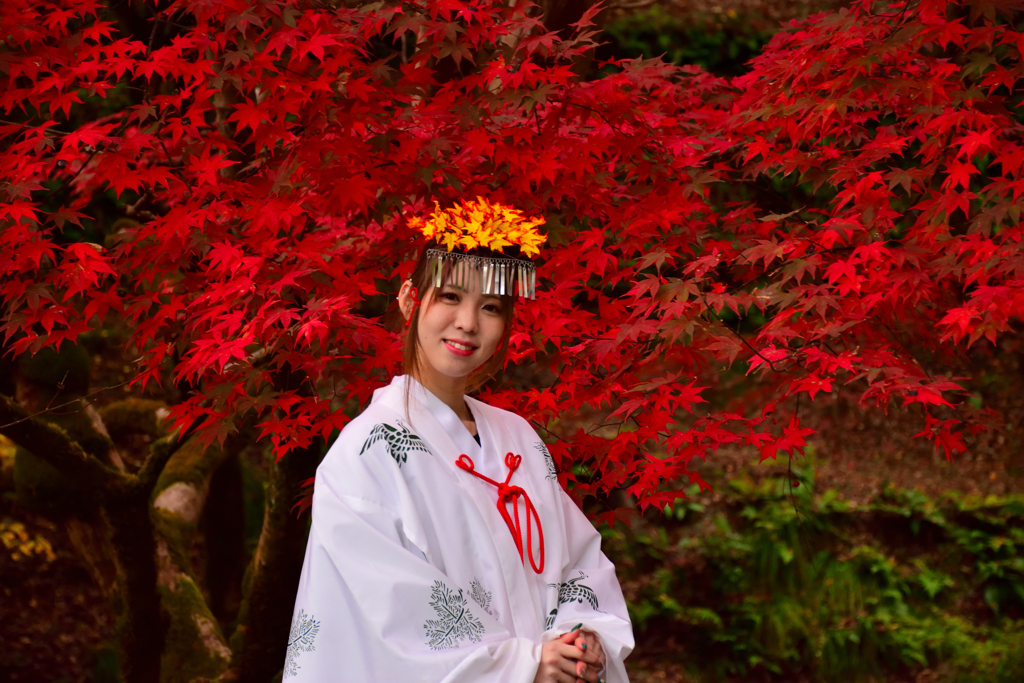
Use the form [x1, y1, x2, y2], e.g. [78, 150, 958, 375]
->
[409, 198, 546, 299]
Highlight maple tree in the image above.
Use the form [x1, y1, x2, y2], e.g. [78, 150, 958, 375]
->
[1, 0, 1021, 679]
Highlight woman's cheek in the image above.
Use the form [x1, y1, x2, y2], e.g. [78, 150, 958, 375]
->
[486, 320, 506, 354]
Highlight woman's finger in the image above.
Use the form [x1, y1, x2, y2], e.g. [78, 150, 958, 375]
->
[576, 631, 605, 664]
[541, 652, 578, 683]
[570, 659, 598, 683]
[554, 657, 579, 681]
[558, 628, 581, 644]
[576, 659, 600, 683]
[586, 633, 606, 666]
[555, 640, 588, 657]
[573, 638, 602, 666]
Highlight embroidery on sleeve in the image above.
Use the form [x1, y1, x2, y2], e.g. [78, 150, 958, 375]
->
[535, 441, 557, 481]
[423, 580, 486, 650]
[544, 607, 558, 630]
[360, 421, 430, 467]
[284, 609, 320, 678]
[550, 570, 599, 610]
[469, 579, 494, 617]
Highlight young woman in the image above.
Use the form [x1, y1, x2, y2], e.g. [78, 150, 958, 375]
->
[286, 200, 634, 682]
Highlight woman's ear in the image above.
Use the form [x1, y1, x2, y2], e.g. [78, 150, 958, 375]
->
[397, 280, 417, 324]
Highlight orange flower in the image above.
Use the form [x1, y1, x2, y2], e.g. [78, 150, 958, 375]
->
[410, 198, 546, 258]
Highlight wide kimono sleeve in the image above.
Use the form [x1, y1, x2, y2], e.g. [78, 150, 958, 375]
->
[285, 419, 542, 682]
[543, 485, 635, 683]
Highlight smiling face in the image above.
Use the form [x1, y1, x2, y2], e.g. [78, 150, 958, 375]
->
[412, 283, 507, 381]
[399, 247, 519, 395]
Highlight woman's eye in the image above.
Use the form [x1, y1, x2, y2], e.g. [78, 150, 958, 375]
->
[440, 291, 460, 302]
[483, 304, 501, 314]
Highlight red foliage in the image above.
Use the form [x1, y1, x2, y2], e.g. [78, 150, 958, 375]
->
[2, 0, 1021, 520]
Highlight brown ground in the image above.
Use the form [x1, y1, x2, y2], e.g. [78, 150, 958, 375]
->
[0, 503, 117, 683]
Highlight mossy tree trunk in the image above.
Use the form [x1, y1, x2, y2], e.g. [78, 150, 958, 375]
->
[0, 387, 317, 683]
[150, 437, 236, 682]
[228, 443, 318, 682]
[107, 485, 168, 682]
[0, 393, 172, 683]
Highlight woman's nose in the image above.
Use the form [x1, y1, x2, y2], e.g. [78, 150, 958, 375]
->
[454, 301, 478, 333]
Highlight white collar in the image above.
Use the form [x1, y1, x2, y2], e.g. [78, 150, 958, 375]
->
[373, 375, 484, 458]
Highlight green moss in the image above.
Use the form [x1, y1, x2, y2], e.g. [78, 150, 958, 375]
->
[99, 398, 168, 443]
[151, 508, 197, 579]
[240, 458, 266, 557]
[154, 439, 224, 499]
[9, 399, 112, 513]
[13, 445, 89, 516]
[92, 642, 121, 683]
[158, 577, 231, 683]
[51, 409, 112, 461]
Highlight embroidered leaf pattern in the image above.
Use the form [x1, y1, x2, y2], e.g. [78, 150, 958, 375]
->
[423, 580, 485, 650]
[284, 609, 320, 678]
[550, 570, 599, 610]
[470, 579, 494, 617]
[545, 607, 558, 631]
[535, 441, 557, 481]
[360, 422, 430, 467]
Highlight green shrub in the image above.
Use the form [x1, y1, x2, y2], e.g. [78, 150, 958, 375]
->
[608, 465, 1024, 681]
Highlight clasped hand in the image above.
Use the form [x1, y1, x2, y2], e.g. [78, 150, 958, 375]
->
[533, 625, 606, 683]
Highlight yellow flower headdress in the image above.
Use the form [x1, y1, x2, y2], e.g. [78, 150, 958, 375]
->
[409, 198, 546, 299]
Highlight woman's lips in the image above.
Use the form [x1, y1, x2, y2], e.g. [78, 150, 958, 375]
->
[444, 340, 476, 357]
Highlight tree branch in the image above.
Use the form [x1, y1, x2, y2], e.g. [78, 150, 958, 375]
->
[150, 436, 237, 681]
[134, 414, 208, 494]
[0, 392, 129, 491]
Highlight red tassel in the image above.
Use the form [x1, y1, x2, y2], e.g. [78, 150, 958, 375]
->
[456, 453, 545, 574]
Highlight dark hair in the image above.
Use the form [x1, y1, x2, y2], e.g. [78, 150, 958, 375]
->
[401, 242, 519, 394]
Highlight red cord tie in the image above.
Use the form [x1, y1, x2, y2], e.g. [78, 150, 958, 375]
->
[456, 453, 545, 574]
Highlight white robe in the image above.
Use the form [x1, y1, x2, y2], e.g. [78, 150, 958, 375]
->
[286, 375, 634, 682]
